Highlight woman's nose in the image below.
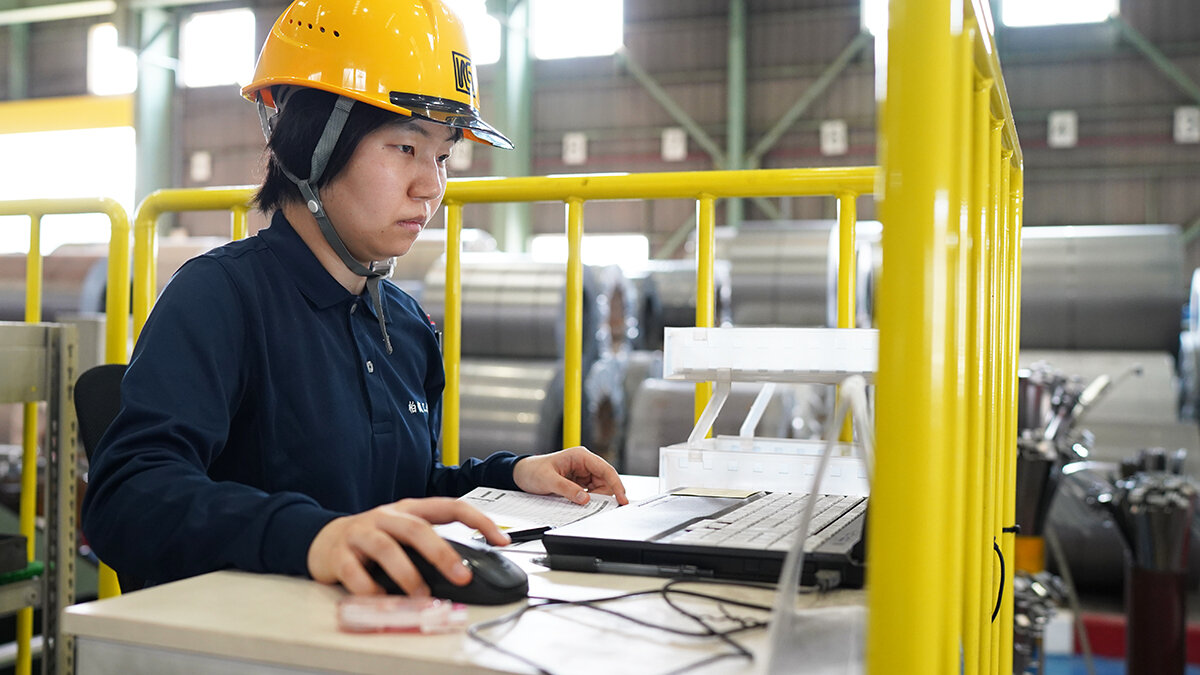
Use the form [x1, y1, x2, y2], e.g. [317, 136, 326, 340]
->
[409, 159, 445, 202]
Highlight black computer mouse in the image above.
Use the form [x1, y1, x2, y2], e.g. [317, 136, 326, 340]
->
[366, 538, 528, 606]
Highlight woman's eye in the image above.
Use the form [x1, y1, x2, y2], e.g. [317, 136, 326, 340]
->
[395, 145, 414, 154]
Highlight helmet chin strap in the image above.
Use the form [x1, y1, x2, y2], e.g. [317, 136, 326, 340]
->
[262, 92, 395, 354]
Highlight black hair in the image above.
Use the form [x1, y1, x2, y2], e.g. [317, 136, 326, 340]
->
[253, 88, 461, 213]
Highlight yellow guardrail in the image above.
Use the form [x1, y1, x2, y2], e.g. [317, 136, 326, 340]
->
[131, 188, 253, 342]
[0, 197, 129, 672]
[869, 0, 1023, 673]
[127, 168, 876, 469]
[440, 167, 875, 452]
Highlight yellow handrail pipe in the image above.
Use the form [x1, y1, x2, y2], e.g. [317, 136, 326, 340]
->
[0, 196, 130, 665]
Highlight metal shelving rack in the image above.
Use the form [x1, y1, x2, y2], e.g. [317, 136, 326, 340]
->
[0, 321, 78, 675]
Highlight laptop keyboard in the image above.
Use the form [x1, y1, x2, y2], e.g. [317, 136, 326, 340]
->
[657, 492, 867, 553]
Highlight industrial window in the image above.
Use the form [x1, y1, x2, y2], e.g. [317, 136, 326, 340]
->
[1001, 0, 1119, 27]
[445, 0, 500, 65]
[179, 9, 255, 88]
[860, 0, 887, 36]
[530, 0, 623, 60]
[86, 23, 136, 96]
[0, 127, 136, 254]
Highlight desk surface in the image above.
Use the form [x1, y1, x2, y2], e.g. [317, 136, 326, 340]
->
[62, 478, 866, 674]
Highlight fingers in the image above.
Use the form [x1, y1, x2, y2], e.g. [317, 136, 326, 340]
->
[309, 502, 490, 597]
[395, 498, 512, 547]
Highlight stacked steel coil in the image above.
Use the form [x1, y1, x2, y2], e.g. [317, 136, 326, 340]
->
[423, 255, 635, 464]
[719, 221, 880, 328]
[625, 259, 731, 351]
[1020, 224, 1186, 352]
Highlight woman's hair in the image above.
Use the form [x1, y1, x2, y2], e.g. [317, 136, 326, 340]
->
[253, 88, 461, 212]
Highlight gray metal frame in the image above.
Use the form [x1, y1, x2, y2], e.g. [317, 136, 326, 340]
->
[0, 321, 78, 675]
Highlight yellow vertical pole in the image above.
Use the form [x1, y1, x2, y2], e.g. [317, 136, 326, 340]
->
[17, 214, 43, 675]
[231, 205, 250, 241]
[964, 76, 992, 675]
[132, 208, 157, 341]
[942, 19, 975, 673]
[869, 0, 956, 670]
[987, 120, 1004, 675]
[100, 206, 131, 599]
[104, 211, 132, 365]
[976, 94, 998, 675]
[836, 192, 857, 443]
[693, 195, 716, 426]
[442, 203, 464, 466]
[835, 192, 857, 328]
[998, 156, 1018, 675]
[563, 198, 584, 448]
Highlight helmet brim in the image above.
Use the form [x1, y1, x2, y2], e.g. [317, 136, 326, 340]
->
[390, 91, 514, 150]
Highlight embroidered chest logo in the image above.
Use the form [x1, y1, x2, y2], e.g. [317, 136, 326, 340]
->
[408, 401, 429, 414]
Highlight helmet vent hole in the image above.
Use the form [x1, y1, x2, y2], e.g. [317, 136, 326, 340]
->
[333, 30, 340, 37]
[307, 23, 313, 29]
[319, 26, 325, 33]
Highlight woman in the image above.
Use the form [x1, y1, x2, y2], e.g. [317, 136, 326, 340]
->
[81, 0, 627, 597]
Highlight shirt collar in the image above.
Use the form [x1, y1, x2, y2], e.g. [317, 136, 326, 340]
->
[260, 210, 355, 309]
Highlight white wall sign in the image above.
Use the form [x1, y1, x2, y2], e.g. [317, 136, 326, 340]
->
[820, 120, 849, 156]
[661, 127, 687, 162]
[563, 132, 588, 165]
[1174, 106, 1200, 144]
[1047, 110, 1078, 149]
[189, 151, 213, 183]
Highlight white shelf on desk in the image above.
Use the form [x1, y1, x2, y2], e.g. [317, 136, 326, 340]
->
[662, 326, 878, 385]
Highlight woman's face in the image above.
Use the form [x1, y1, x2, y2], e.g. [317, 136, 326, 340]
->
[319, 117, 456, 262]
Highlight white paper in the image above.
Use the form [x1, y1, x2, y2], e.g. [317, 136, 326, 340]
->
[457, 487, 618, 533]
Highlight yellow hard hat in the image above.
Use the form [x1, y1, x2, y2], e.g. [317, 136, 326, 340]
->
[242, 0, 512, 149]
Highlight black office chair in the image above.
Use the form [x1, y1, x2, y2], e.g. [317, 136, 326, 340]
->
[73, 363, 143, 592]
[75, 364, 127, 463]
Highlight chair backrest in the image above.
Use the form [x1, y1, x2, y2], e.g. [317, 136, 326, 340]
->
[74, 363, 127, 462]
[74, 363, 146, 592]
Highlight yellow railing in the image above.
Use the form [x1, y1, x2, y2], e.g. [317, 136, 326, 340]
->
[0, 197, 129, 673]
[126, 168, 876, 468]
[439, 167, 875, 457]
[131, 188, 253, 342]
[869, 0, 1023, 673]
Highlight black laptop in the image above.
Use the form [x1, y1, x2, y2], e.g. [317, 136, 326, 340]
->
[542, 488, 868, 588]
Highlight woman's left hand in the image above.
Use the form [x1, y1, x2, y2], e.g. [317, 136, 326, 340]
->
[513, 447, 629, 506]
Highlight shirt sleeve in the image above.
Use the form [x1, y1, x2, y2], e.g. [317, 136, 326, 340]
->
[80, 258, 341, 584]
[416, 305, 527, 496]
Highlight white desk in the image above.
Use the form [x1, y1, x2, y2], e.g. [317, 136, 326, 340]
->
[62, 477, 866, 674]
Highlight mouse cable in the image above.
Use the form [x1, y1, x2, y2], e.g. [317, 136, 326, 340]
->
[467, 579, 779, 675]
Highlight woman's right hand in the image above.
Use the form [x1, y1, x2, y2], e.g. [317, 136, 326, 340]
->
[307, 497, 510, 596]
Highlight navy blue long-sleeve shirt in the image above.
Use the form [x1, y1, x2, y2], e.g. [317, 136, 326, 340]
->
[81, 211, 523, 585]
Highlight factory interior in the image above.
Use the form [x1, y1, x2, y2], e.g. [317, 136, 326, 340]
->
[1, 0, 1200, 673]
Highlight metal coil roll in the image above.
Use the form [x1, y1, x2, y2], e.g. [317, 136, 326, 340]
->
[422, 255, 636, 363]
[720, 221, 879, 328]
[626, 260, 731, 351]
[1020, 225, 1186, 352]
[449, 356, 626, 466]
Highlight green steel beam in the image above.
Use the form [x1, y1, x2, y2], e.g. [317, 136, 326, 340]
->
[492, 0, 532, 252]
[1113, 16, 1200, 106]
[746, 31, 872, 167]
[134, 7, 177, 223]
[616, 47, 726, 166]
[7, 24, 29, 99]
[725, 0, 745, 228]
